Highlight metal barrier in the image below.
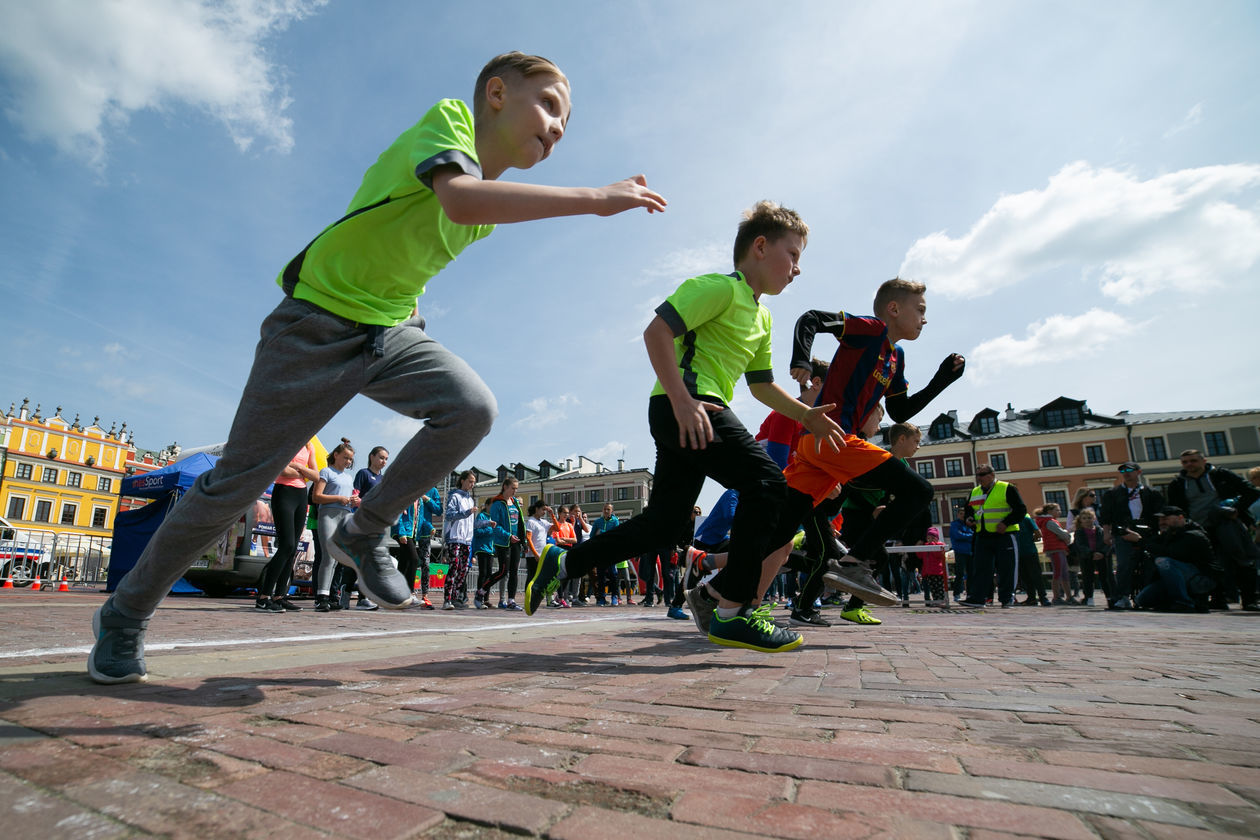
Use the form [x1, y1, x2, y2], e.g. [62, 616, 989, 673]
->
[0, 527, 111, 588]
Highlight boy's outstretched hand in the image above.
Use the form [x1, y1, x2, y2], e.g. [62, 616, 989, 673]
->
[802, 402, 847, 453]
[597, 175, 667, 215]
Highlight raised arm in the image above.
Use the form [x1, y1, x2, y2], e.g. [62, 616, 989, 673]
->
[884, 353, 966, 422]
[789, 310, 844, 383]
[431, 170, 665, 226]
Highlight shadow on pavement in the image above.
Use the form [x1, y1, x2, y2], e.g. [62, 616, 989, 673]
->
[0, 673, 339, 706]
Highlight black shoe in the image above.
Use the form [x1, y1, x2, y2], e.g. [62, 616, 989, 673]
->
[262, 599, 285, 613]
[314, 597, 332, 613]
[789, 609, 831, 627]
[276, 597, 302, 612]
[254, 597, 269, 611]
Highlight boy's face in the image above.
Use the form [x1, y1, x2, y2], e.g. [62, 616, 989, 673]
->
[890, 433, 921, 458]
[752, 233, 805, 296]
[858, 409, 883, 438]
[485, 72, 571, 171]
[885, 293, 927, 341]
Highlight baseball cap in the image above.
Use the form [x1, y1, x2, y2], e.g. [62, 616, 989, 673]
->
[1118, 461, 1140, 472]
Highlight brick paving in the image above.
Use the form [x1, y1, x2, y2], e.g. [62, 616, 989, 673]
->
[0, 589, 1257, 838]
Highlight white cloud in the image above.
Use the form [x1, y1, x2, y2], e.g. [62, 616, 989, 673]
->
[1164, 102, 1203, 138]
[900, 161, 1260, 303]
[967, 309, 1131, 381]
[639, 241, 727, 283]
[585, 440, 628, 465]
[513, 393, 581, 429]
[0, 0, 325, 167]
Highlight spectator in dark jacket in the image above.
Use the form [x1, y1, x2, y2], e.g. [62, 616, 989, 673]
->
[1098, 462, 1164, 609]
[1166, 449, 1260, 609]
[1134, 506, 1217, 612]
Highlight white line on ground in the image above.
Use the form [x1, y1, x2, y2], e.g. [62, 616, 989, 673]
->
[0, 613, 662, 661]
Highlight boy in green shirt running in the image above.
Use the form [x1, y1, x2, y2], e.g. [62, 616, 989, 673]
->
[525, 201, 844, 653]
[90, 52, 666, 684]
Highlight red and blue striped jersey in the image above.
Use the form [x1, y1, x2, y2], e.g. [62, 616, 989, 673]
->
[791, 311, 908, 434]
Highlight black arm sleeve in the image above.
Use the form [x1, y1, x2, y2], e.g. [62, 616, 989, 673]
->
[790, 310, 844, 370]
[1004, 483, 1028, 528]
[884, 354, 966, 422]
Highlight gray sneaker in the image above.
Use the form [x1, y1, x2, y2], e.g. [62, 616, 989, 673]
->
[823, 558, 899, 607]
[355, 598, 379, 611]
[329, 522, 412, 609]
[88, 598, 149, 684]
[684, 585, 718, 638]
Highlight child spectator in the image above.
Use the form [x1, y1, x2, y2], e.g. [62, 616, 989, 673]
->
[1036, 503, 1073, 604]
[443, 471, 476, 610]
[920, 526, 948, 606]
[1070, 508, 1109, 607]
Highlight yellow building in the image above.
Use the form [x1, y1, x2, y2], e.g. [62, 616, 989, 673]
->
[1, 399, 135, 539]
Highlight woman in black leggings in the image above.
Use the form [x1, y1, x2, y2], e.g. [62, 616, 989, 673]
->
[257, 442, 319, 611]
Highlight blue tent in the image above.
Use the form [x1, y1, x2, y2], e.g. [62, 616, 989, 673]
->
[120, 452, 219, 499]
[109, 452, 220, 591]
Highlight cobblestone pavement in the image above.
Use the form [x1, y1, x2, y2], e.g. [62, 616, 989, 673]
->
[1, 589, 1257, 839]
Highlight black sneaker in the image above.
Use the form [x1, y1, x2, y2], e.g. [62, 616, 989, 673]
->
[254, 597, 269, 611]
[524, 545, 564, 616]
[88, 598, 149, 684]
[789, 609, 831, 627]
[262, 599, 285, 613]
[708, 605, 804, 653]
[329, 522, 413, 609]
[276, 597, 302, 612]
[684, 585, 718, 637]
[823, 558, 899, 606]
[314, 597, 332, 613]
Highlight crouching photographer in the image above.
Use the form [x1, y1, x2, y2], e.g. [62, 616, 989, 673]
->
[1128, 506, 1218, 612]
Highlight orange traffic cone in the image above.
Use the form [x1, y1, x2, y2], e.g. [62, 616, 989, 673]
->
[31, 571, 41, 590]
[57, 576, 70, 592]
[2, 572, 12, 589]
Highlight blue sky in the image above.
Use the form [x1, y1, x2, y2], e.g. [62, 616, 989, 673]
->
[2, 0, 1258, 514]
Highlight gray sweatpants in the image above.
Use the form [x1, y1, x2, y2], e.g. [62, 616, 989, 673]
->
[112, 297, 497, 619]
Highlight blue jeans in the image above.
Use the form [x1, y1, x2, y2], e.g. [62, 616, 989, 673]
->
[1136, 556, 1200, 610]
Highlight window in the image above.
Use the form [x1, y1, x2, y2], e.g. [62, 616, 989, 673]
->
[42, 467, 59, 484]
[945, 458, 964, 477]
[67, 471, 83, 487]
[989, 453, 1008, 472]
[1205, 431, 1230, 457]
[97, 477, 113, 493]
[6, 497, 25, 519]
[1085, 444, 1106, 464]
[92, 507, 109, 528]
[528, 494, 539, 506]
[1144, 437, 1167, 461]
[615, 487, 632, 501]
[930, 419, 954, 439]
[928, 501, 941, 524]
[976, 415, 998, 434]
[559, 492, 573, 505]
[916, 461, 935, 479]
[1045, 490, 1068, 513]
[35, 500, 53, 522]
[60, 503, 77, 525]
[1039, 449, 1060, 468]
[1043, 407, 1082, 428]
[587, 489, 603, 504]
[15, 463, 32, 480]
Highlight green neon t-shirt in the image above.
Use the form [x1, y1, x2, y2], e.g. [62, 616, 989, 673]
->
[280, 99, 495, 325]
[650, 271, 774, 404]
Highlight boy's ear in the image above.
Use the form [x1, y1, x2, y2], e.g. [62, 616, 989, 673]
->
[750, 234, 768, 259]
[484, 76, 506, 112]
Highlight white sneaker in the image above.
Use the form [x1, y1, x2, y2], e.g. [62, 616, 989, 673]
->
[356, 598, 379, 611]
[1084, 597, 1095, 606]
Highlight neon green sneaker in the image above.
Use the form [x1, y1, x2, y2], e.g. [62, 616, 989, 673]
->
[839, 606, 882, 625]
[525, 545, 564, 616]
[708, 604, 804, 653]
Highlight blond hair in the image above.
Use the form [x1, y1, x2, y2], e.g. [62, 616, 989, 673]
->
[474, 52, 567, 117]
[873, 277, 926, 318]
[733, 201, 808, 264]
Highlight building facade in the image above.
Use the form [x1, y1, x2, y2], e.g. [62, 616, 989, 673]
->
[906, 397, 1260, 535]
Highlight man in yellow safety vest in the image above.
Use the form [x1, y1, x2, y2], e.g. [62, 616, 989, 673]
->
[960, 463, 1027, 607]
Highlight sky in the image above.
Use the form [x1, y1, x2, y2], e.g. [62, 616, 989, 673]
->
[1, 0, 1258, 515]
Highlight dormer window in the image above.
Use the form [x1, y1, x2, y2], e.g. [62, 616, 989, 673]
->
[976, 415, 998, 435]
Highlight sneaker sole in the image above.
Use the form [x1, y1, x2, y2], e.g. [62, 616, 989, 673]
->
[330, 533, 410, 611]
[823, 568, 899, 607]
[683, 588, 715, 637]
[707, 632, 805, 653]
[88, 606, 148, 685]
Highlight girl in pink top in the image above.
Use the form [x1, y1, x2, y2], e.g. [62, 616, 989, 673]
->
[257, 441, 319, 612]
